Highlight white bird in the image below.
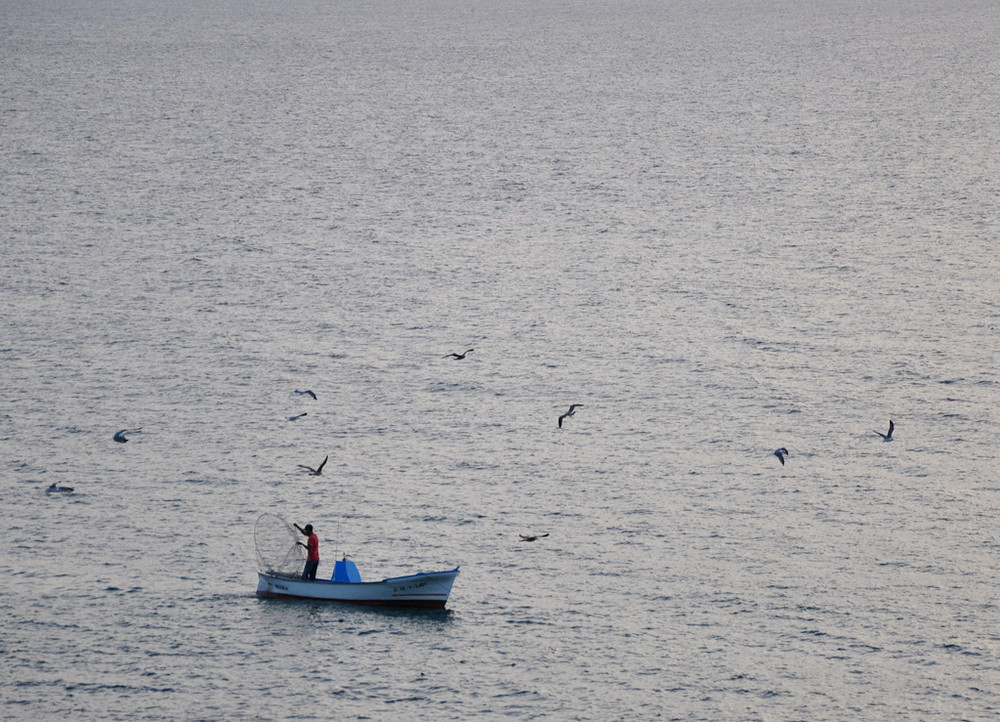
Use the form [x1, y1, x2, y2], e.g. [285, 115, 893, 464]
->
[46, 483, 74, 493]
[874, 420, 894, 442]
[772, 448, 788, 465]
[558, 404, 583, 428]
[297, 455, 328, 476]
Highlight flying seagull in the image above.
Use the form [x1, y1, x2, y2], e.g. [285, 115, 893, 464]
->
[519, 533, 549, 542]
[293, 389, 317, 400]
[772, 447, 788, 465]
[444, 348, 474, 360]
[113, 428, 140, 443]
[558, 404, 583, 428]
[285, 413, 308, 422]
[874, 419, 894, 442]
[297, 455, 328, 476]
[45, 483, 74, 493]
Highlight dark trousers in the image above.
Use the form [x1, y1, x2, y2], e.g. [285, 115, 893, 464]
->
[302, 560, 319, 581]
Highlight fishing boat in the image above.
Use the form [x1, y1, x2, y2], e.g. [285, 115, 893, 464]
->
[256, 561, 460, 608]
[253, 513, 459, 608]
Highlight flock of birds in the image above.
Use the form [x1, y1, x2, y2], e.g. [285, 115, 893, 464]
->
[283, 349, 898, 544]
[43, 347, 898, 546]
[281, 351, 586, 542]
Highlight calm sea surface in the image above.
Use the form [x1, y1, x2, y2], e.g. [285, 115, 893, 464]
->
[2, 1, 998, 719]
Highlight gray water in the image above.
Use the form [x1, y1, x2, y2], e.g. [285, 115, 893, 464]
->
[2, 1, 998, 719]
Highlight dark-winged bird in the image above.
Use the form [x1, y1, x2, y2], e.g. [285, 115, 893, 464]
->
[113, 428, 140, 443]
[444, 348, 474, 360]
[519, 533, 549, 542]
[293, 389, 317, 400]
[874, 419, 894, 442]
[558, 404, 583, 428]
[772, 447, 788, 465]
[297, 455, 328, 476]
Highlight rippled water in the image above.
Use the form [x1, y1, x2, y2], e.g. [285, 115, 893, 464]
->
[3, 1, 999, 719]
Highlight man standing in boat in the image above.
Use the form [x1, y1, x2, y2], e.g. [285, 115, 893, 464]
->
[294, 523, 319, 581]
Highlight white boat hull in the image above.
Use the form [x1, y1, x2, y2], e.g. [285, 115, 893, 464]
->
[256, 568, 459, 609]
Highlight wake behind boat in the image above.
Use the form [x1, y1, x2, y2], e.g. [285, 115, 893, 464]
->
[253, 514, 459, 609]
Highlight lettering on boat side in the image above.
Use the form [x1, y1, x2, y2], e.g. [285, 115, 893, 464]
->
[275, 583, 288, 591]
[393, 580, 428, 594]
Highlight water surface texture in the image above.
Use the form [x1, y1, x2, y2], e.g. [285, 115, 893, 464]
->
[2, 1, 998, 719]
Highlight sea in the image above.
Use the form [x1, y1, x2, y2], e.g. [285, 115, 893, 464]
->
[2, 1, 998, 719]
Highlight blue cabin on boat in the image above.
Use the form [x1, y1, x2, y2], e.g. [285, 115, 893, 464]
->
[333, 558, 361, 583]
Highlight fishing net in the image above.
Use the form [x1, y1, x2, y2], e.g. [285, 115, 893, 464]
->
[254, 513, 306, 576]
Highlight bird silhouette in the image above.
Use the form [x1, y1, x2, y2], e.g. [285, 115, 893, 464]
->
[444, 348, 474, 360]
[293, 389, 317, 400]
[772, 447, 788, 465]
[46, 483, 74, 493]
[519, 533, 549, 542]
[558, 404, 583, 428]
[113, 428, 140, 443]
[874, 420, 894, 442]
[285, 413, 308, 422]
[297, 455, 328, 476]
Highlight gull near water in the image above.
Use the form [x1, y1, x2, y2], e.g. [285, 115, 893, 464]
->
[519, 533, 549, 542]
[874, 419, 894, 442]
[113, 428, 140, 443]
[773, 447, 788, 465]
[444, 348, 474, 360]
[558, 404, 583, 428]
[297, 455, 328, 476]
[293, 389, 317, 400]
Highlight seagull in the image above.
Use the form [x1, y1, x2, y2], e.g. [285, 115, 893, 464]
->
[285, 413, 308, 421]
[113, 428, 140, 443]
[558, 404, 583, 428]
[293, 390, 317, 400]
[874, 419, 894, 442]
[772, 448, 788, 465]
[444, 348, 474, 360]
[297, 455, 328, 476]
[46, 483, 74, 493]
[519, 533, 549, 542]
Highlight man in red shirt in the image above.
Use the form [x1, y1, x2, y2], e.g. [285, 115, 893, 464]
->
[294, 523, 319, 580]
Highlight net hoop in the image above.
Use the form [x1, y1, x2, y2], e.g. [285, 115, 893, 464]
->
[254, 513, 306, 575]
